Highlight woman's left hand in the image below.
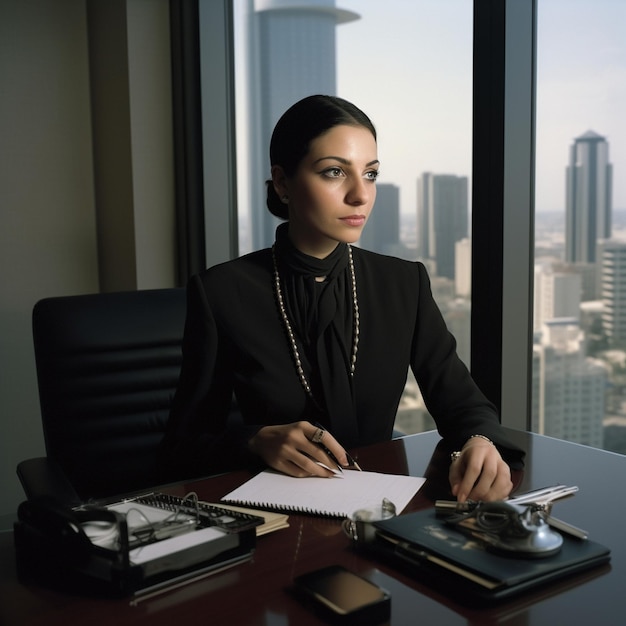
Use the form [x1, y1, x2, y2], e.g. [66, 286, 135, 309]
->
[448, 438, 513, 503]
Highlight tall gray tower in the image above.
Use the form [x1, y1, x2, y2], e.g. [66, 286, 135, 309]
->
[358, 183, 400, 255]
[417, 172, 468, 280]
[565, 131, 613, 263]
[247, 0, 359, 251]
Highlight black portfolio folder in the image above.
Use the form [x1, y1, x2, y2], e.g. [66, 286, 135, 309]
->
[372, 508, 611, 602]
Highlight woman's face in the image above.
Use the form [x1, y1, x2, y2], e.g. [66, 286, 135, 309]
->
[273, 124, 379, 258]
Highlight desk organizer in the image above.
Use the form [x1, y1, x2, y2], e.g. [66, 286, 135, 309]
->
[14, 492, 261, 596]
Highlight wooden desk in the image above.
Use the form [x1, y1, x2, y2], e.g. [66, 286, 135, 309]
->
[1, 429, 623, 625]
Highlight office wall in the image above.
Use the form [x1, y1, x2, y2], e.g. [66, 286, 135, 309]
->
[0, 0, 98, 519]
[88, 0, 176, 291]
[0, 0, 176, 519]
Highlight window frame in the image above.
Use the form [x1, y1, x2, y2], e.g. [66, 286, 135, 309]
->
[471, 0, 536, 430]
[197, 0, 239, 268]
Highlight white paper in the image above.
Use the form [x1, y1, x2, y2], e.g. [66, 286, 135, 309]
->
[221, 469, 426, 516]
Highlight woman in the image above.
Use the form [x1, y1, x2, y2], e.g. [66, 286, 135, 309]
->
[159, 95, 523, 502]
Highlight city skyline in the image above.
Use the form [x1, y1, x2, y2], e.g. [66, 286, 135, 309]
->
[230, 0, 626, 454]
[335, 0, 626, 215]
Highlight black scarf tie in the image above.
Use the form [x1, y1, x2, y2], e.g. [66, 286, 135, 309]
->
[273, 223, 359, 446]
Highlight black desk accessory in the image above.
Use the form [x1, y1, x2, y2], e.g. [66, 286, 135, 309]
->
[13, 492, 262, 597]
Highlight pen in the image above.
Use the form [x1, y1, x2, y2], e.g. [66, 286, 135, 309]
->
[346, 452, 362, 471]
[312, 422, 362, 471]
[508, 485, 578, 505]
[311, 422, 344, 472]
[436, 485, 578, 512]
[546, 515, 588, 540]
[317, 444, 344, 473]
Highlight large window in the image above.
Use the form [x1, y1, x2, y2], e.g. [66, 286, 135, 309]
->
[232, 0, 473, 435]
[533, 0, 626, 453]
[203, 0, 626, 449]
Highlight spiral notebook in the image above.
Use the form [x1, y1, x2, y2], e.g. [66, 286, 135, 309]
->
[221, 469, 425, 517]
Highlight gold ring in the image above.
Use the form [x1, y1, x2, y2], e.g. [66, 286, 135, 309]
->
[450, 451, 463, 463]
[311, 427, 325, 443]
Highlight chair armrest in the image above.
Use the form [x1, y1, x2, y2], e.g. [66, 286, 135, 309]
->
[16, 457, 81, 505]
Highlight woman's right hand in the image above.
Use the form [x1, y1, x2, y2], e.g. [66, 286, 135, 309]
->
[248, 421, 349, 477]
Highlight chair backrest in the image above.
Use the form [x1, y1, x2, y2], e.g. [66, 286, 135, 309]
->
[32, 288, 186, 501]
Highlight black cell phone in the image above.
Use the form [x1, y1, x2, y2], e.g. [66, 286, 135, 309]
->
[293, 565, 391, 624]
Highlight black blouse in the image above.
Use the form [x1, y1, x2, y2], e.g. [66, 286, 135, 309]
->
[159, 246, 523, 480]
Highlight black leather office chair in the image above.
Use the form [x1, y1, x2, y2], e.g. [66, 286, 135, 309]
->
[17, 288, 187, 504]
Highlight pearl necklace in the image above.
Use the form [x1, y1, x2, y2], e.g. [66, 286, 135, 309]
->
[272, 245, 359, 397]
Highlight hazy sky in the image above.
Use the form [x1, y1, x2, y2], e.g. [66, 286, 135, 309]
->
[336, 0, 625, 214]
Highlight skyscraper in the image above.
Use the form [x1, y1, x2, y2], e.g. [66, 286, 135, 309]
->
[245, 0, 359, 251]
[417, 173, 468, 280]
[599, 240, 626, 348]
[358, 183, 400, 256]
[532, 319, 606, 449]
[565, 131, 613, 264]
[533, 262, 582, 332]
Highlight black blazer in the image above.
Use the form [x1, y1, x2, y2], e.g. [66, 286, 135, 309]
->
[160, 247, 521, 479]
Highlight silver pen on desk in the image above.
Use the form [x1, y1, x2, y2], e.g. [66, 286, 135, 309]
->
[546, 515, 588, 540]
[508, 484, 578, 505]
[509, 485, 588, 539]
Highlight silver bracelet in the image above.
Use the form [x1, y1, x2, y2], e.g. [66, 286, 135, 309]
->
[450, 435, 494, 463]
[468, 434, 494, 445]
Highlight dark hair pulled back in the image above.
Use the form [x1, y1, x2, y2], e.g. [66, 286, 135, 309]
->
[266, 95, 377, 220]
